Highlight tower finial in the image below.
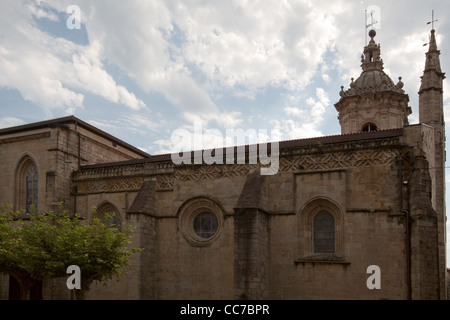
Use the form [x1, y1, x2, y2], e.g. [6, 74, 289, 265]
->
[365, 8, 379, 45]
[427, 9, 438, 31]
[361, 29, 383, 71]
[423, 10, 439, 51]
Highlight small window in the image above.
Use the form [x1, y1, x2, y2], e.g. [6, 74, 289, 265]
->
[313, 210, 335, 253]
[15, 156, 39, 214]
[96, 202, 122, 228]
[362, 123, 377, 132]
[194, 212, 218, 239]
[178, 197, 223, 246]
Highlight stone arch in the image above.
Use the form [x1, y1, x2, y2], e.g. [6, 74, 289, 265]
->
[298, 197, 344, 257]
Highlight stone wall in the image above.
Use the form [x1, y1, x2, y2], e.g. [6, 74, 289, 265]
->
[70, 131, 427, 300]
[1, 122, 444, 300]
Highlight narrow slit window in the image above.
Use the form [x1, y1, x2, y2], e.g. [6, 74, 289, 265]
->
[26, 164, 38, 213]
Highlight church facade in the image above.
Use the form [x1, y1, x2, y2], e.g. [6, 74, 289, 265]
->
[0, 29, 446, 300]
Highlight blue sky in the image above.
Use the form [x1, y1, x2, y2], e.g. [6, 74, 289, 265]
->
[1, 1, 450, 264]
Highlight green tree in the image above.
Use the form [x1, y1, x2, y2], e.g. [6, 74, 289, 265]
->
[0, 204, 142, 300]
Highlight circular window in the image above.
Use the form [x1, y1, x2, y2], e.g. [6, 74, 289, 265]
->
[178, 197, 223, 246]
[194, 212, 218, 239]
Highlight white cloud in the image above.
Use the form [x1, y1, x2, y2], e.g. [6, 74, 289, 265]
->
[1, 1, 449, 154]
[176, 1, 345, 94]
[27, 2, 60, 22]
[86, 119, 117, 131]
[284, 106, 306, 118]
[153, 138, 175, 155]
[0, 117, 26, 129]
[280, 87, 329, 138]
[123, 114, 161, 131]
[0, 1, 146, 116]
[87, 114, 164, 139]
[1, 0, 446, 124]
[25, 0, 356, 126]
[309, 87, 329, 121]
[69, 42, 146, 110]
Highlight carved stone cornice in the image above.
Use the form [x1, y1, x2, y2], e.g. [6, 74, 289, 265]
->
[0, 132, 51, 144]
[74, 176, 146, 194]
[72, 136, 402, 195]
[72, 161, 174, 181]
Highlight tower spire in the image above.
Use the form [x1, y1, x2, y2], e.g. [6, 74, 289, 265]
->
[419, 28, 445, 98]
[417, 22, 446, 300]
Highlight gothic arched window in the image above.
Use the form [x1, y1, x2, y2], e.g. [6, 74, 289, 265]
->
[313, 210, 335, 253]
[95, 202, 122, 228]
[15, 156, 38, 213]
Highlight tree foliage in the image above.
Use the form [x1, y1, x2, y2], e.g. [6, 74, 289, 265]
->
[0, 204, 142, 299]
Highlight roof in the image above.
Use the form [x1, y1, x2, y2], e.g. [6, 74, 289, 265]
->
[79, 127, 404, 170]
[0, 116, 150, 158]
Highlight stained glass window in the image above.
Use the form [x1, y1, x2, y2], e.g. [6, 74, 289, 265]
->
[26, 164, 38, 213]
[194, 212, 218, 239]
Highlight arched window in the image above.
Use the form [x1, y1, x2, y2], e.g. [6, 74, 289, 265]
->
[362, 122, 377, 132]
[298, 196, 343, 258]
[15, 156, 38, 213]
[313, 210, 335, 253]
[95, 202, 121, 228]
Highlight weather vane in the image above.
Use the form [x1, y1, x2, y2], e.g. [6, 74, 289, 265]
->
[365, 9, 379, 44]
[423, 10, 438, 47]
[427, 9, 438, 30]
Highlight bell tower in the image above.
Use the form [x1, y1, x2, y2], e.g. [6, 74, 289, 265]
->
[334, 30, 412, 134]
[418, 26, 446, 299]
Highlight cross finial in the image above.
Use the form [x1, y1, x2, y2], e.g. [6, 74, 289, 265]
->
[427, 9, 438, 30]
[365, 9, 378, 45]
[423, 10, 439, 48]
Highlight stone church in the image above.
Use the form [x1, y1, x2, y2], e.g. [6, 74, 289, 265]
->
[0, 28, 446, 300]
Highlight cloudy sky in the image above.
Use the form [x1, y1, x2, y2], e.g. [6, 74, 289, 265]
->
[1, 1, 450, 263]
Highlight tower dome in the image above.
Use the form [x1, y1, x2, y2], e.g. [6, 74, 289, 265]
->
[340, 69, 404, 98]
[334, 30, 411, 134]
[339, 30, 405, 98]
